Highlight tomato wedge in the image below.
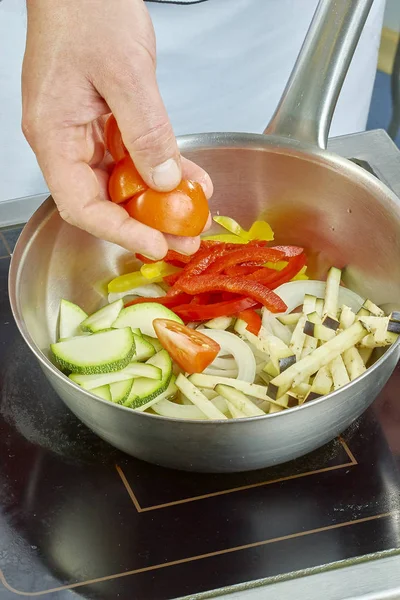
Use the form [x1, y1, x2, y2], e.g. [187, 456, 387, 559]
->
[104, 114, 127, 163]
[108, 156, 147, 204]
[126, 179, 209, 237]
[153, 319, 220, 374]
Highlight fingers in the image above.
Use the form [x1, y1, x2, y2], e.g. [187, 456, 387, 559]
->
[44, 153, 169, 259]
[99, 48, 182, 193]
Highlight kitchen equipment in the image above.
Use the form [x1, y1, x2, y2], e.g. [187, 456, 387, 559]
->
[8, 0, 400, 472]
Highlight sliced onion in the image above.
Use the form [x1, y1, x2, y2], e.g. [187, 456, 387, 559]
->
[152, 399, 207, 420]
[274, 280, 364, 314]
[108, 284, 166, 303]
[212, 356, 237, 370]
[197, 329, 257, 383]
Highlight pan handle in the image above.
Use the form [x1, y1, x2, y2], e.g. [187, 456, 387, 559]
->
[264, 0, 373, 149]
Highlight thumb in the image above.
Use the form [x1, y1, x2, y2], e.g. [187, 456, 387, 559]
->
[101, 51, 181, 192]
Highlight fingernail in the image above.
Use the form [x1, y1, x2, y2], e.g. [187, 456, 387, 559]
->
[151, 158, 181, 191]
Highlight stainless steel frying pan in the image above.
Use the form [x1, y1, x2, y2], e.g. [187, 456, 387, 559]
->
[9, 0, 400, 472]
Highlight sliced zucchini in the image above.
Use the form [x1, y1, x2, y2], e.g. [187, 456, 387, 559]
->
[342, 347, 366, 380]
[204, 316, 233, 330]
[112, 303, 183, 337]
[132, 333, 155, 361]
[277, 313, 302, 327]
[329, 355, 350, 390]
[69, 361, 161, 390]
[323, 267, 341, 318]
[91, 385, 112, 401]
[136, 375, 178, 412]
[188, 374, 288, 409]
[132, 328, 142, 336]
[303, 294, 317, 314]
[175, 374, 228, 420]
[81, 300, 123, 333]
[110, 379, 134, 403]
[124, 349, 173, 409]
[59, 299, 88, 340]
[52, 327, 135, 374]
[362, 299, 385, 317]
[267, 321, 367, 398]
[289, 314, 307, 360]
[215, 384, 265, 417]
[142, 335, 163, 352]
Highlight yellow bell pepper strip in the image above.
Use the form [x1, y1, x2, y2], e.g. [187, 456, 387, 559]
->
[292, 265, 308, 281]
[108, 270, 163, 293]
[212, 216, 274, 242]
[264, 260, 289, 272]
[140, 261, 181, 280]
[213, 216, 247, 238]
[247, 220, 274, 241]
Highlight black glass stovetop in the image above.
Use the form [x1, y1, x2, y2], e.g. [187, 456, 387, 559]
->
[1, 214, 400, 599]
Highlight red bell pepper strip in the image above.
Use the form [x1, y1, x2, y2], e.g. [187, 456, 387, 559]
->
[200, 239, 267, 250]
[249, 253, 307, 287]
[163, 271, 182, 286]
[225, 264, 272, 277]
[124, 294, 191, 308]
[190, 293, 213, 305]
[205, 247, 285, 275]
[167, 245, 229, 292]
[173, 297, 258, 322]
[237, 309, 262, 335]
[176, 275, 287, 313]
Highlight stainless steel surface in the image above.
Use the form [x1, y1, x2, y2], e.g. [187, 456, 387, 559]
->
[196, 551, 400, 600]
[265, 0, 373, 148]
[328, 129, 400, 198]
[8, 0, 400, 472]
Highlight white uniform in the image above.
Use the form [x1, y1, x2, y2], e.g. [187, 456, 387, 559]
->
[0, 0, 386, 205]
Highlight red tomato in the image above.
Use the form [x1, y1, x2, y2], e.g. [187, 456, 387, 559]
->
[126, 179, 209, 237]
[108, 156, 147, 204]
[153, 319, 220, 374]
[104, 114, 127, 163]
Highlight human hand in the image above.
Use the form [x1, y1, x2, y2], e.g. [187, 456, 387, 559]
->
[22, 0, 213, 259]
